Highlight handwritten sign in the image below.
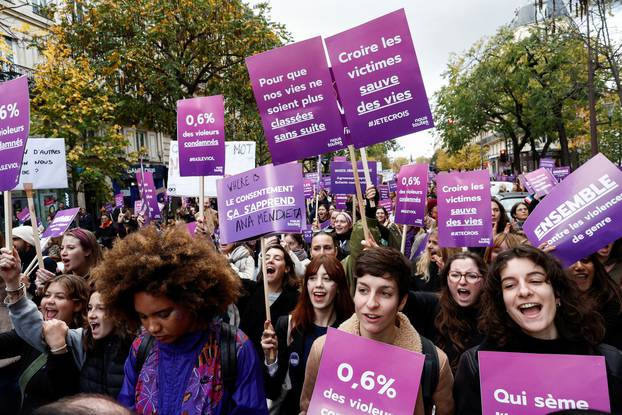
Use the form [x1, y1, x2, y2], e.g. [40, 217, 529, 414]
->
[167, 141, 256, 197]
[14, 138, 68, 190]
[437, 170, 492, 247]
[216, 163, 305, 244]
[479, 351, 610, 414]
[307, 328, 424, 415]
[523, 153, 622, 266]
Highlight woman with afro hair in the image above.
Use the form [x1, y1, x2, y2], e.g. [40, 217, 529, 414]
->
[94, 225, 268, 415]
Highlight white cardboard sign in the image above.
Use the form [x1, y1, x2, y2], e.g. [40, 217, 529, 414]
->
[167, 140, 255, 197]
[14, 138, 68, 190]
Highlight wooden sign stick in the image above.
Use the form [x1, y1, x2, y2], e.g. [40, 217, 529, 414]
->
[24, 183, 44, 271]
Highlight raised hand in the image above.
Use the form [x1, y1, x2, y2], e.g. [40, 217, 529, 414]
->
[42, 319, 69, 353]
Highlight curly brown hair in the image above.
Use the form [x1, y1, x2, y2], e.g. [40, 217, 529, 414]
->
[435, 252, 487, 369]
[480, 245, 605, 348]
[93, 225, 241, 332]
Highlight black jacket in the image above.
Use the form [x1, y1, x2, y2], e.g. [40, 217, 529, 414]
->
[0, 330, 78, 413]
[265, 316, 341, 414]
[238, 281, 299, 360]
[454, 336, 622, 414]
[45, 333, 130, 398]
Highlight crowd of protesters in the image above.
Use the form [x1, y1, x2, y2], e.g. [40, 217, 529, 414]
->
[0, 179, 620, 415]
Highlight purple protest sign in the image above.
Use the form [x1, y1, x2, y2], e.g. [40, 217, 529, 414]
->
[321, 175, 332, 193]
[378, 184, 389, 200]
[519, 168, 558, 198]
[334, 194, 348, 210]
[307, 328, 424, 415]
[379, 198, 392, 213]
[552, 166, 570, 180]
[176, 95, 225, 177]
[304, 179, 314, 198]
[388, 179, 397, 193]
[133, 200, 143, 214]
[216, 163, 305, 244]
[523, 153, 622, 266]
[539, 157, 555, 170]
[330, 160, 377, 194]
[17, 208, 30, 224]
[0, 77, 30, 191]
[303, 225, 314, 244]
[41, 208, 79, 238]
[246, 37, 348, 164]
[479, 351, 610, 414]
[114, 193, 124, 208]
[325, 9, 433, 148]
[437, 170, 492, 247]
[136, 171, 162, 220]
[186, 221, 197, 238]
[394, 164, 428, 226]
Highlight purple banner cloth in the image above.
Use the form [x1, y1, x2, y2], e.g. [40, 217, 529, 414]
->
[177, 95, 225, 177]
[330, 161, 377, 194]
[523, 153, 622, 266]
[552, 166, 570, 180]
[437, 170, 492, 247]
[394, 164, 428, 226]
[479, 351, 610, 414]
[307, 328, 424, 415]
[114, 193, 124, 208]
[519, 168, 558, 198]
[41, 208, 79, 238]
[136, 171, 162, 220]
[217, 163, 305, 244]
[246, 37, 348, 164]
[334, 194, 347, 209]
[325, 9, 433, 148]
[0, 77, 30, 191]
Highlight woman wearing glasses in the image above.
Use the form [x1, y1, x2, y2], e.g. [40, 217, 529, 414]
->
[435, 252, 487, 372]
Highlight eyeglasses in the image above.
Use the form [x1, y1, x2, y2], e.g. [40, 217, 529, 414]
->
[448, 272, 482, 283]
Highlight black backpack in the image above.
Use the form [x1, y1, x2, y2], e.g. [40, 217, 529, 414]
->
[135, 322, 238, 397]
[420, 336, 440, 414]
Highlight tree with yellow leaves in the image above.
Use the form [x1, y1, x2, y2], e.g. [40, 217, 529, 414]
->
[30, 27, 134, 203]
[434, 145, 482, 171]
[48, 0, 289, 164]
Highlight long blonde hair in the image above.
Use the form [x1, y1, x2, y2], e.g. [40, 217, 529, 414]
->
[415, 229, 461, 282]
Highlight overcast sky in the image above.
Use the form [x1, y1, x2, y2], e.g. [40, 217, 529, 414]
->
[251, 0, 529, 161]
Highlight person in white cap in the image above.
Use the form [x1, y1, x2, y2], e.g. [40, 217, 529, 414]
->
[11, 226, 57, 302]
